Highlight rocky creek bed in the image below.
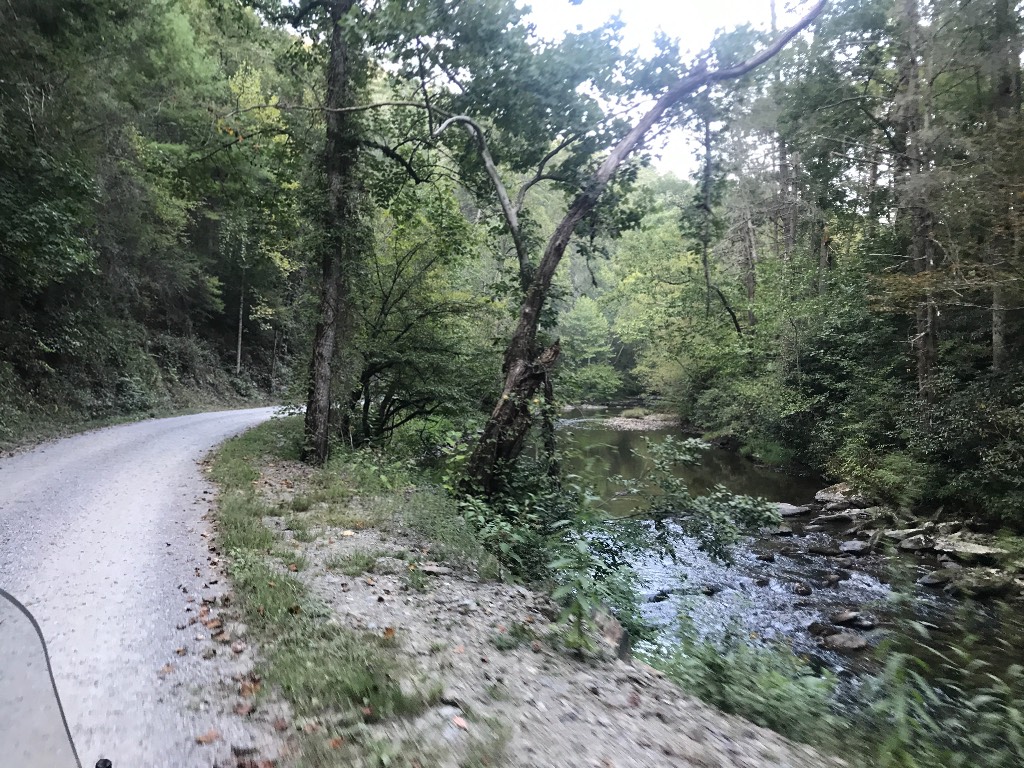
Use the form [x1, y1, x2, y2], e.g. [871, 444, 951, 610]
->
[561, 408, 1024, 677]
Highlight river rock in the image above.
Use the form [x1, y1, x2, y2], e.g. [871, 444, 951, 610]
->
[768, 525, 794, 537]
[809, 543, 841, 556]
[815, 483, 870, 508]
[824, 500, 853, 512]
[823, 632, 868, 652]
[811, 511, 863, 525]
[943, 569, 1018, 599]
[824, 571, 852, 587]
[831, 610, 876, 630]
[754, 577, 770, 587]
[918, 570, 954, 587]
[898, 534, 935, 551]
[648, 589, 672, 603]
[778, 503, 811, 518]
[840, 540, 873, 556]
[885, 526, 930, 541]
[755, 552, 776, 563]
[932, 537, 1009, 565]
[808, 621, 840, 637]
[794, 582, 813, 596]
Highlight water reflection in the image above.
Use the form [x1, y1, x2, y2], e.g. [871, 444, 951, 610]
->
[560, 409, 821, 517]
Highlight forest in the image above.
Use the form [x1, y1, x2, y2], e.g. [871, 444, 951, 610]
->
[3, 0, 1021, 529]
[5, 1, 1024, 764]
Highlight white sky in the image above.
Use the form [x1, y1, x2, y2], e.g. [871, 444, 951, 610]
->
[519, 0, 804, 173]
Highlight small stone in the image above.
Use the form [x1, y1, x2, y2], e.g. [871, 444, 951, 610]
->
[648, 589, 672, 603]
[777, 503, 810, 518]
[754, 577, 770, 587]
[419, 564, 453, 576]
[918, 570, 953, 587]
[231, 640, 246, 654]
[755, 552, 776, 563]
[769, 525, 794, 537]
[201, 648, 217, 660]
[823, 632, 868, 652]
[809, 544, 841, 556]
[794, 582, 812, 596]
[831, 610, 875, 629]
[807, 621, 839, 637]
[899, 534, 935, 551]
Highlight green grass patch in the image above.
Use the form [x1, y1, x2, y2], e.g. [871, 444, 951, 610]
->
[326, 549, 383, 576]
[210, 416, 433, 734]
[269, 623, 437, 720]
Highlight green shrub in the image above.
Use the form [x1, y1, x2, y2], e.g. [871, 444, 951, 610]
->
[643, 619, 838, 744]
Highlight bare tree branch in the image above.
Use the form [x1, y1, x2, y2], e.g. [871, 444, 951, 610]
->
[432, 115, 530, 287]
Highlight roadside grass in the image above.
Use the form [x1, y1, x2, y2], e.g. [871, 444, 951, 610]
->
[325, 549, 384, 576]
[209, 416, 439, 757]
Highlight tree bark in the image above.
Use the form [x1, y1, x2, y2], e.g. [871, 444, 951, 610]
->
[303, 0, 363, 465]
[235, 268, 245, 376]
[990, 0, 1020, 372]
[462, 1, 827, 495]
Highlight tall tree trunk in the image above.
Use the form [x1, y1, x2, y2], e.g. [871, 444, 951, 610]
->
[235, 269, 245, 376]
[895, 0, 937, 402]
[701, 116, 714, 317]
[816, 221, 832, 294]
[462, 2, 827, 495]
[303, 0, 362, 464]
[990, 0, 1020, 372]
[745, 214, 758, 326]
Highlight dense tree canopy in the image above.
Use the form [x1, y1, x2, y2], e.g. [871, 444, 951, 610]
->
[3, 0, 1023, 527]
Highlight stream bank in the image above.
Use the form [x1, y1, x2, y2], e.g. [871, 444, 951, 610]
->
[560, 406, 1024, 675]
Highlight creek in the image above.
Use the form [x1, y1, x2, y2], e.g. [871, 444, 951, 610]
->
[560, 406, 1024, 676]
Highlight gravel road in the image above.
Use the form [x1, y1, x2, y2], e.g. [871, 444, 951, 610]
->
[0, 408, 278, 767]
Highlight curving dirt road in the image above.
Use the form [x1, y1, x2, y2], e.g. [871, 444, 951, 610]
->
[0, 408, 278, 767]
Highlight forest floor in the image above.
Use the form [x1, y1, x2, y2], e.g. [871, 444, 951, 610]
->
[205, 418, 844, 768]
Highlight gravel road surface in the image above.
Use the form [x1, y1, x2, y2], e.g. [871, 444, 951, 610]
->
[0, 408, 278, 767]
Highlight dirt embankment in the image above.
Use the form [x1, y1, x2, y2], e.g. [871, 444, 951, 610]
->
[220, 447, 842, 768]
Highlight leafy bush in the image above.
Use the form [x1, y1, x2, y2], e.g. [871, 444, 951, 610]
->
[643, 620, 838, 744]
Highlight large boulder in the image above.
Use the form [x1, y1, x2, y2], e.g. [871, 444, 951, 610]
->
[898, 534, 935, 552]
[815, 483, 870, 508]
[777, 503, 811, 518]
[840, 540, 873, 556]
[943, 569, 1018, 600]
[932, 537, 1009, 566]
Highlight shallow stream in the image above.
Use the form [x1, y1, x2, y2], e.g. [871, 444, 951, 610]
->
[560, 406, 1024, 676]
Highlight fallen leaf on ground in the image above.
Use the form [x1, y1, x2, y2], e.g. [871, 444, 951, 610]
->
[233, 701, 254, 716]
[239, 680, 262, 697]
[288, 563, 298, 572]
[327, 737, 345, 749]
[452, 716, 468, 731]
[204, 617, 223, 630]
[158, 663, 174, 676]
[195, 729, 219, 745]
[341, 530, 355, 537]
[383, 627, 396, 639]
[271, 717, 289, 732]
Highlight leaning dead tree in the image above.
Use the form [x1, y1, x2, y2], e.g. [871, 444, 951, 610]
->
[457, 1, 828, 495]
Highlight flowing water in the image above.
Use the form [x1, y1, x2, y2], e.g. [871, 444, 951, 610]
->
[561, 407, 1024, 676]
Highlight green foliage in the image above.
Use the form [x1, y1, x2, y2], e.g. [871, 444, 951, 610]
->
[643, 618, 838, 744]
